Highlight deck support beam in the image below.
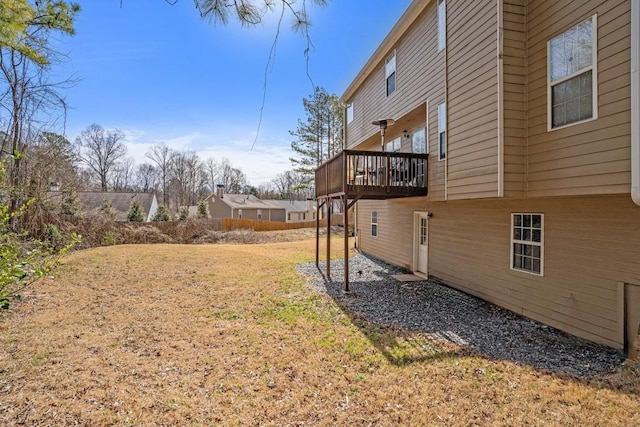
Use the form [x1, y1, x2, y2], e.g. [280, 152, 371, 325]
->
[343, 195, 349, 292]
[326, 198, 331, 278]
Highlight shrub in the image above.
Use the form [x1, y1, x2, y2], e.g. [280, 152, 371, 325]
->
[100, 199, 116, 221]
[127, 200, 144, 222]
[178, 206, 189, 221]
[196, 200, 209, 219]
[60, 190, 79, 217]
[0, 161, 79, 311]
[101, 230, 118, 246]
[43, 223, 64, 250]
[152, 205, 170, 222]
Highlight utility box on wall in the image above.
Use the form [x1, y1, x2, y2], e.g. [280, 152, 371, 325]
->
[624, 282, 640, 357]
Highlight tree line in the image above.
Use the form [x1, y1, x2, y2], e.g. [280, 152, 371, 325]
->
[1, 1, 343, 217]
[0, 0, 340, 309]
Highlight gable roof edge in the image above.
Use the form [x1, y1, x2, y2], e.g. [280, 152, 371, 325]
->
[341, 0, 434, 102]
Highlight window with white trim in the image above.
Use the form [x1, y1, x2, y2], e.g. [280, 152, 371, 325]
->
[238, 209, 243, 219]
[257, 209, 262, 219]
[371, 211, 378, 237]
[548, 15, 597, 129]
[438, 0, 446, 51]
[386, 51, 396, 96]
[386, 136, 401, 153]
[511, 213, 544, 275]
[412, 128, 426, 154]
[438, 103, 446, 160]
[346, 102, 354, 124]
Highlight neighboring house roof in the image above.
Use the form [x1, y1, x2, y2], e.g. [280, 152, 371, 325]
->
[208, 193, 317, 213]
[267, 200, 315, 213]
[208, 193, 285, 211]
[48, 191, 157, 222]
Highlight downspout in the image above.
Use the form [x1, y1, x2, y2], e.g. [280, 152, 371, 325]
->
[444, 4, 449, 201]
[497, 0, 505, 197]
[632, 0, 640, 206]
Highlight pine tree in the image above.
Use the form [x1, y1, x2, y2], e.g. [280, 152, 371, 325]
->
[127, 199, 144, 222]
[151, 205, 170, 222]
[196, 200, 209, 219]
[100, 199, 116, 222]
[60, 189, 79, 217]
[178, 206, 189, 221]
[289, 87, 344, 190]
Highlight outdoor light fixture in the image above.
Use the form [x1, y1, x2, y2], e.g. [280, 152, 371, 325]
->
[372, 118, 395, 151]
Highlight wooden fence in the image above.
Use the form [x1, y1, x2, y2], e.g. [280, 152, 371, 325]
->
[221, 218, 329, 232]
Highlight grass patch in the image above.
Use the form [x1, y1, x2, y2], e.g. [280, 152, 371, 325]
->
[0, 236, 638, 426]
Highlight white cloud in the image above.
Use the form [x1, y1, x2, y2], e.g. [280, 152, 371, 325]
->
[120, 128, 293, 186]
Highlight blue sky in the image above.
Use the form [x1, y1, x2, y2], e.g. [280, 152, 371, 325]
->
[54, 0, 412, 186]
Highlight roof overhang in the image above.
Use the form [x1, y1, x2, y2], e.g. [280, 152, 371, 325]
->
[341, 0, 434, 103]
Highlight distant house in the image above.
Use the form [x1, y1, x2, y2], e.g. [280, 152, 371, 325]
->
[206, 186, 286, 221]
[205, 186, 317, 223]
[268, 199, 318, 223]
[49, 191, 158, 222]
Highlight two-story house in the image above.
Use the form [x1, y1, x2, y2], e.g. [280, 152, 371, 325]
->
[316, 0, 640, 350]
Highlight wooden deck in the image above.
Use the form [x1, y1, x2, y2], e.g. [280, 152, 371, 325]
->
[315, 150, 429, 200]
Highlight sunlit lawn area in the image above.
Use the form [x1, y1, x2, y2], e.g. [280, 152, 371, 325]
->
[1, 237, 638, 426]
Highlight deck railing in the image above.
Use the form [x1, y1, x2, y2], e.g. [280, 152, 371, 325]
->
[315, 150, 428, 199]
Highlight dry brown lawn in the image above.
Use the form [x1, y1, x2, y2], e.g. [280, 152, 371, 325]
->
[1, 235, 639, 426]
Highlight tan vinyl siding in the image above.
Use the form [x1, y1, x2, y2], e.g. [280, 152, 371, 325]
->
[446, 0, 500, 199]
[356, 194, 640, 348]
[503, 0, 527, 197]
[356, 199, 421, 270]
[428, 102, 447, 202]
[209, 198, 232, 219]
[344, 3, 447, 201]
[345, 5, 441, 147]
[526, 0, 632, 197]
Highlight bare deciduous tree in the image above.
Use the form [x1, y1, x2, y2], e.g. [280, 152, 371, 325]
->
[26, 131, 78, 192]
[146, 144, 175, 208]
[203, 157, 219, 193]
[0, 1, 80, 219]
[74, 123, 127, 191]
[169, 150, 203, 208]
[271, 170, 310, 200]
[134, 162, 157, 193]
[215, 157, 247, 194]
[111, 156, 135, 192]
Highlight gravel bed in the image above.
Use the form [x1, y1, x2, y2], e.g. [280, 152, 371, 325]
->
[297, 253, 626, 377]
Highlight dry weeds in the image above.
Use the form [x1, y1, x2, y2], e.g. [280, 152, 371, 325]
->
[0, 236, 638, 426]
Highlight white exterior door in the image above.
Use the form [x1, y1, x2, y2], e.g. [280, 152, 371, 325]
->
[414, 212, 429, 276]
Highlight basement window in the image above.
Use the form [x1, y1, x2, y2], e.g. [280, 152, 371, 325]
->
[371, 211, 378, 237]
[511, 213, 544, 276]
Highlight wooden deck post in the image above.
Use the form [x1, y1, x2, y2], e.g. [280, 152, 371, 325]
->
[326, 198, 331, 278]
[343, 196, 349, 292]
[315, 199, 320, 268]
